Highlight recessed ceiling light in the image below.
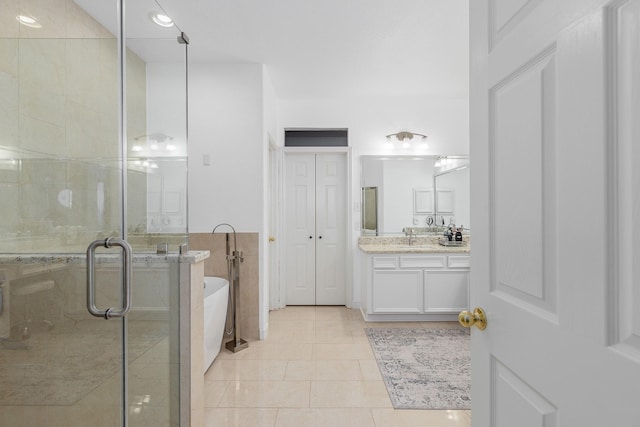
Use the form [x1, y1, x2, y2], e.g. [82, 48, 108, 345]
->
[151, 13, 174, 28]
[16, 15, 42, 28]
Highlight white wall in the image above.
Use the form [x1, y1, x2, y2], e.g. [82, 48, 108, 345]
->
[277, 95, 469, 307]
[187, 63, 274, 339]
[188, 63, 264, 232]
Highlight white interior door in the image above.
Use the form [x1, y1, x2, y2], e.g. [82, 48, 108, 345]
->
[470, 0, 640, 425]
[285, 153, 316, 305]
[285, 152, 346, 305]
[315, 153, 346, 305]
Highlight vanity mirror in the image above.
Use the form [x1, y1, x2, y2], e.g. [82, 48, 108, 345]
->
[360, 156, 469, 235]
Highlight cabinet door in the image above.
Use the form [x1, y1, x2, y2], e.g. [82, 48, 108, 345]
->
[424, 270, 469, 312]
[372, 270, 422, 313]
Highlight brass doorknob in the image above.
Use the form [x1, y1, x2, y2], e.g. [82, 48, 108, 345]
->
[268, 236, 276, 242]
[458, 307, 487, 330]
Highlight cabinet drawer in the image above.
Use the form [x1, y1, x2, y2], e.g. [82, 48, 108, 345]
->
[399, 255, 446, 269]
[373, 256, 398, 269]
[448, 256, 470, 268]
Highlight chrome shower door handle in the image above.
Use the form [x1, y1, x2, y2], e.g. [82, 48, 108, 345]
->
[86, 238, 133, 320]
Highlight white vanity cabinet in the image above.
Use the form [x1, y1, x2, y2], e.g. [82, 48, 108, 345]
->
[361, 252, 470, 321]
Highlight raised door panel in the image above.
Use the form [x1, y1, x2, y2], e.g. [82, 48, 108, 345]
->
[424, 270, 469, 312]
[372, 270, 422, 313]
[491, 46, 557, 318]
[492, 360, 557, 427]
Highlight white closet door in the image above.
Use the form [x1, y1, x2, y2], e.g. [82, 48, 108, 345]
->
[285, 153, 316, 305]
[284, 152, 347, 305]
[315, 153, 346, 305]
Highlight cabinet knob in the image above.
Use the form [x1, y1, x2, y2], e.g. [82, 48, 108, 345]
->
[268, 236, 276, 242]
[309, 236, 313, 239]
[458, 307, 487, 330]
[318, 236, 322, 239]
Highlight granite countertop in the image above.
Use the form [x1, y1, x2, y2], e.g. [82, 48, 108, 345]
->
[0, 250, 211, 265]
[358, 236, 470, 254]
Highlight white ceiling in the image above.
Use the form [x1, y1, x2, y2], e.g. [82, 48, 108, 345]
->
[75, 0, 469, 101]
[158, 0, 469, 100]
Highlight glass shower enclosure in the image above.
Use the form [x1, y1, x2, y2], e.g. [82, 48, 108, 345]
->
[0, 0, 188, 425]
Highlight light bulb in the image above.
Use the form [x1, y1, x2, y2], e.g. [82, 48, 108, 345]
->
[151, 13, 174, 28]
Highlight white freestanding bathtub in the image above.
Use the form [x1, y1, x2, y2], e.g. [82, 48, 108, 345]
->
[203, 276, 229, 373]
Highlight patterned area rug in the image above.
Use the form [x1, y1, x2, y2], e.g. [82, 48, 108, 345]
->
[365, 327, 471, 410]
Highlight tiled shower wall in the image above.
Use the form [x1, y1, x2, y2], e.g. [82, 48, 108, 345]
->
[0, 0, 148, 252]
[189, 233, 260, 341]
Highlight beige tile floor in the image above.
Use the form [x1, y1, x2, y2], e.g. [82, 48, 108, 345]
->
[204, 306, 471, 427]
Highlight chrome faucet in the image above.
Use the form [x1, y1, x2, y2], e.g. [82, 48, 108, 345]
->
[212, 223, 244, 264]
[211, 223, 248, 352]
[406, 227, 417, 246]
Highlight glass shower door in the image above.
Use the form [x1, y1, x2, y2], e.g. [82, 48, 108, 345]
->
[124, 3, 189, 425]
[0, 0, 188, 426]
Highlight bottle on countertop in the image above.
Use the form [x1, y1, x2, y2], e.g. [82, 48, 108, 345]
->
[445, 226, 453, 241]
[455, 226, 463, 242]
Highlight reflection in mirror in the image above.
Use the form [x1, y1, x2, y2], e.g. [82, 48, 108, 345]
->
[361, 156, 469, 235]
[361, 187, 378, 235]
[435, 165, 470, 231]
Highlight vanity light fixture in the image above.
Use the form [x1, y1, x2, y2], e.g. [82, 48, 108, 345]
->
[150, 12, 174, 28]
[435, 156, 449, 167]
[385, 131, 428, 149]
[16, 15, 42, 28]
[133, 133, 174, 152]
